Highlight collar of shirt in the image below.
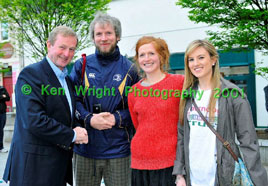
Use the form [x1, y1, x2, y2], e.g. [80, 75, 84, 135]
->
[46, 56, 68, 80]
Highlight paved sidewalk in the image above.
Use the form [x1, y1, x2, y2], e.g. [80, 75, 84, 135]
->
[1, 141, 268, 186]
[0, 141, 106, 186]
[0, 141, 10, 186]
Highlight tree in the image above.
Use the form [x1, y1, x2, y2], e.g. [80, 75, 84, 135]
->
[0, 42, 4, 58]
[177, 0, 268, 80]
[0, 0, 111, 61]
[176, 0, 268, 52]
[255, 63, 268, 81]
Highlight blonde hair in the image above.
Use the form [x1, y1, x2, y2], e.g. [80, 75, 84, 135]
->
[179, 40, 221, 124]
[134, 36, 170, 75]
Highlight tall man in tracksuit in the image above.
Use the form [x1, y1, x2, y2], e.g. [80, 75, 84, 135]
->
[70, 12, 140, 186]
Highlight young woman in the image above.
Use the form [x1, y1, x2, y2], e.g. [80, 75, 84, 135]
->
[172, 40, 268, 186]
[128, 36, 184, 186]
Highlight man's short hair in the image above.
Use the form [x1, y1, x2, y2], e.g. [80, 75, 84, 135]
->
[90, 12, 122, 41]
[48, 26, 78, 45]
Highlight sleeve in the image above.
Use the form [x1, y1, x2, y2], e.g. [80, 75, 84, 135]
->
[179, 75, 185, 91]
[69, 59, 93, 129]
[172, 75, 186, 175]
[113, 64, 141, 128]
[172, 120, 186, 176]
[113, 108, 132, 128]
[233, 95, 268, 186]
[17, 68, 74, 150]
[129, 64, 141, 85]
[127, 91, 138, 129]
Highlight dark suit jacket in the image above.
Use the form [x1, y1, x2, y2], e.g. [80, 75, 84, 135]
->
[3, 58, 77, 186]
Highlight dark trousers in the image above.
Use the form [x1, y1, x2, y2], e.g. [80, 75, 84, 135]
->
[0, 113, 6, 149]
[132, 166, 176, 186]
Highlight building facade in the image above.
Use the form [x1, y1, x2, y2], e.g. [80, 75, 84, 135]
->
[0, 22, 22, 113]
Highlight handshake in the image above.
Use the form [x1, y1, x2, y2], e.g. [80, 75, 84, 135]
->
[73, 127, 88, 144]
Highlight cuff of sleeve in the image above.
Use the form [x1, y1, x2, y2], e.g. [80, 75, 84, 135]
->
[114, 111, 123, 128]
[172, 161, 186, 176]
[84, 113, 93, 129]
[72, 130, 76, 142]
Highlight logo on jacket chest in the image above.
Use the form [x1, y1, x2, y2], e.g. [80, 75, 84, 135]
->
[113, 74, 122, 81]
[88, 73, 95, 79]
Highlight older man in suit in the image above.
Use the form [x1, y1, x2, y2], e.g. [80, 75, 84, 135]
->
[2, 26, 88, 186]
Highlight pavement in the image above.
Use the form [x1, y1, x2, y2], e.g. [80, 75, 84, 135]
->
[0, 141, 107, 186]
[1, 141, 268, 186]
[0, 141, 9, 186]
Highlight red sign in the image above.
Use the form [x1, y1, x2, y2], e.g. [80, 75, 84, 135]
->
[0, 42, 14, 59]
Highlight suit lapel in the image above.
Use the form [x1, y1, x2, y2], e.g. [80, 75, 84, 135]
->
[41, 59, 72, 120]
[66, 76, 75, 123]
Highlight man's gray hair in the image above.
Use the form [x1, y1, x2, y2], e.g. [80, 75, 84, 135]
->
[48, 26, 78, 45]
[90, 12, 122, 41]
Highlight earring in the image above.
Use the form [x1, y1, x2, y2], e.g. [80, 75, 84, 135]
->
[213, 63, 215, 66]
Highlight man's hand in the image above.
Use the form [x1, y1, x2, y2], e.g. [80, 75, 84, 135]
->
[73, 127, 88, 144]
[103, 113, 115, 125]
[90, 112, 115, 130]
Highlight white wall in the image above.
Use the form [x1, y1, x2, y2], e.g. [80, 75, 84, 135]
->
[255, 51, 268, 127]
[79, 0, 219, 57]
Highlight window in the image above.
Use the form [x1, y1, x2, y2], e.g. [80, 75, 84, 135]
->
[1, 22, 9, 41]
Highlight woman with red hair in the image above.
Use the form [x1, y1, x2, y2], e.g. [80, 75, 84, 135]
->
[128, 36, 184, 186]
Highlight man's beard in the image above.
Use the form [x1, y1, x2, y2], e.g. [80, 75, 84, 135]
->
[96, 42, 117, 56]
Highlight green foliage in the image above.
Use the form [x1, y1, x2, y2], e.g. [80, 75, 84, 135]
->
[0, 0, 111, 60]
[177, 0, 268, 80]
[177, 0, 268, 52]
[254, 63, 268, 81]
[0, 42, 4, 57]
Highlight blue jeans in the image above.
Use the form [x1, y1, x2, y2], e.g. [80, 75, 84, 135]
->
[0, 113, 7, 149]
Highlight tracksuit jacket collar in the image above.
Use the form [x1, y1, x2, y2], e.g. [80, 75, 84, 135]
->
[95, 46, 120, 65]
